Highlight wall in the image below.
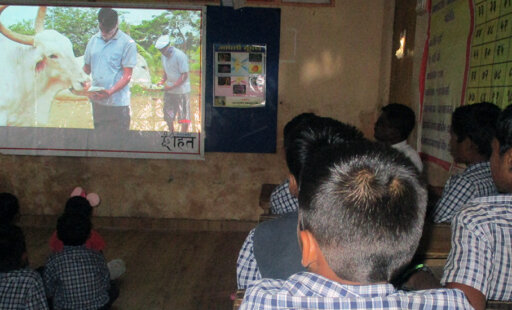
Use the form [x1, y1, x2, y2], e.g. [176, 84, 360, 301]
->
[0, 0, 395, 221]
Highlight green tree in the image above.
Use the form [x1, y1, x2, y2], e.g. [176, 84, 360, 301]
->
[44, 7, 97, 56]
[8, 20, 35, 35]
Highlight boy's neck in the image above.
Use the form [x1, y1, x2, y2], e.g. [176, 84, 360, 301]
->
[463, 153, 488, 166]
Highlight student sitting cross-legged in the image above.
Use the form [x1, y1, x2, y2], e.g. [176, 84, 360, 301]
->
[240, 141, 472, 310]
[0, 225, 49, 310]
[441, 104, 512, 310]
[43, 213, 119, 310]
[432, 102, 501, 223]
[236, 115, 365, 289]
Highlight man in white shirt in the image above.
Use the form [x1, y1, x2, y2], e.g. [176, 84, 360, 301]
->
[374, 103, 423, 172]
[155, 35, 191, 133]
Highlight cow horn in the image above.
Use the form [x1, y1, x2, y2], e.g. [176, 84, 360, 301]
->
[0, 5, 35, 46]
[34, 6, 46, 33]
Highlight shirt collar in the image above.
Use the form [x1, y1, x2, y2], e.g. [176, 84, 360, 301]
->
[289, 272, 397, 298]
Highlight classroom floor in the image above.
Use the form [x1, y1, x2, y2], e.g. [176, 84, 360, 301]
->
[23, 226, 248, 310]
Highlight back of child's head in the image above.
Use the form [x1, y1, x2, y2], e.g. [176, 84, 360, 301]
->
[298, 141, 426, 284]
[452, 102, 501, 158]
[57, 213, 91, 246]
[64, 196, 93, 218]
[495, 105, 512, 155]
[378, 103, 416, 142]
[0, 193, 19, 225]
[0, 225, 26, 272]
[283, 113, 318, 150]
[285, 116, 365, 180]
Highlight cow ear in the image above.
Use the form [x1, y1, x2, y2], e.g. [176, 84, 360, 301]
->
[35, 56, 47, 72]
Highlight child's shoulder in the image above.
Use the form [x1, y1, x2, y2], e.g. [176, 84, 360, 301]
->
[2, 268, 43, 284]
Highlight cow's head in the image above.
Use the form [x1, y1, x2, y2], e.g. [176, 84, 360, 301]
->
[32, 30, 89, 92]
[0, 5, 89, 93]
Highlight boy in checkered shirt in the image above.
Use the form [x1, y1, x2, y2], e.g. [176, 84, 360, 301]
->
[432, 102, 501, 223]
[0, 225, 48, 310]
[241, 141, 471, 309]
[269, 113, 317, 215]
[43, 213, 119, 310]
[442, 104, 512, 310]
[237, 116, 364, 289]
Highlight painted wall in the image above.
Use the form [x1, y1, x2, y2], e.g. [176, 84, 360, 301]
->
[0, 0, 395, 221]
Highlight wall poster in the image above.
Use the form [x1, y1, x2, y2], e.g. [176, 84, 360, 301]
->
[213, 44, 266, 108]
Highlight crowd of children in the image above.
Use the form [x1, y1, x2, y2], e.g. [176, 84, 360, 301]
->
[3, 101, 512, 309]
[0, 190, 121, 309]
[237, 102, 512, 310]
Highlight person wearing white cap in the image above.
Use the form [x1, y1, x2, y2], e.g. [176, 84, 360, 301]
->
[155, 35, 191, 133]
[83, 8, 137, 133]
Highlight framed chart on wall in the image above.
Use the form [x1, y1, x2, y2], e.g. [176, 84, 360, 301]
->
[419, 0, 512, 169]
[0, 3, 205, 159]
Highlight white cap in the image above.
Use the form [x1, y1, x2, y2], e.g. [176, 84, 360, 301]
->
[155, 35, 170, 49]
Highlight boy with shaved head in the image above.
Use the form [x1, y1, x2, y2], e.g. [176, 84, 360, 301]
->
[241, 141, 471, 309]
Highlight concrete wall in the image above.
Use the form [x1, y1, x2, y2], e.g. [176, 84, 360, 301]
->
[0, 0, 395, 221]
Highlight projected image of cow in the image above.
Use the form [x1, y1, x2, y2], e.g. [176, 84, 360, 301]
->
[0, 6, 89, 127]
[0, 5, 202, 133]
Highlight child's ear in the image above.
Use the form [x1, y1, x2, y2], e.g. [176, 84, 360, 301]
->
[505, 149, 512, 172]
[299, 230, 320, 269]
[288, 174, 299, 197]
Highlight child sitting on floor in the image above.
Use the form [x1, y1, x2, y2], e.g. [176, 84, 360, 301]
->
[441, 104, 512, 310]
[43, 213, 119, 310]
[0, 224, 49, 310]
[0, 192, 20, 226]
[240, 141, 471, 309]
[432, 102, 501, 223]
[49, 191, 125, 280]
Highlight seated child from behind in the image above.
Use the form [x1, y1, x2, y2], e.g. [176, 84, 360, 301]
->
[374, 103, 423, 172]
[240, 141, 471, 309]
[269, 113, 317, 215]
[432, 102, 501, 223]
[441, 104, 512, 310]
[43, 213, 118, 310]
[0, 192, 20, 226]
[0, 225, 48, 310]
[237, 116, 365, 289]
[49, 196, 105, 252]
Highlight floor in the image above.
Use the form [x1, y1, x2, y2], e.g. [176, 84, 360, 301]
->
[23, 226, 248, 310]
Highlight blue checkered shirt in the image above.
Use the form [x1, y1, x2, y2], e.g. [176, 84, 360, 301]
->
[241, 272, 472, 309]
[43, 245, 110, 310]
[0, 269, 49, 310]
[433, 162, 497, 223]
[237, 229, 261, 289]
[442, 195, 512, 302]
[269, 180, 298, 215]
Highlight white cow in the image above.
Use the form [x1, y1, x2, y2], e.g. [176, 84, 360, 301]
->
[0, 5, 89, 127]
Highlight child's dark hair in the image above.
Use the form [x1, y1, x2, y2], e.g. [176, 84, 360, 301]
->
[381, 103, 416, 141]
[98, 8, 118, 30]
[64, 196, 93, 218]
[451, 102, 501, 158]
[0, 193, 19, 225]
[0, 225, 26, 272]
[495, 104, 512, 155]
[298, 141, 426, 284]
[285, 116, 365, 180]
[57, 213, 92, 246]
[283, 113, 317, 150]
